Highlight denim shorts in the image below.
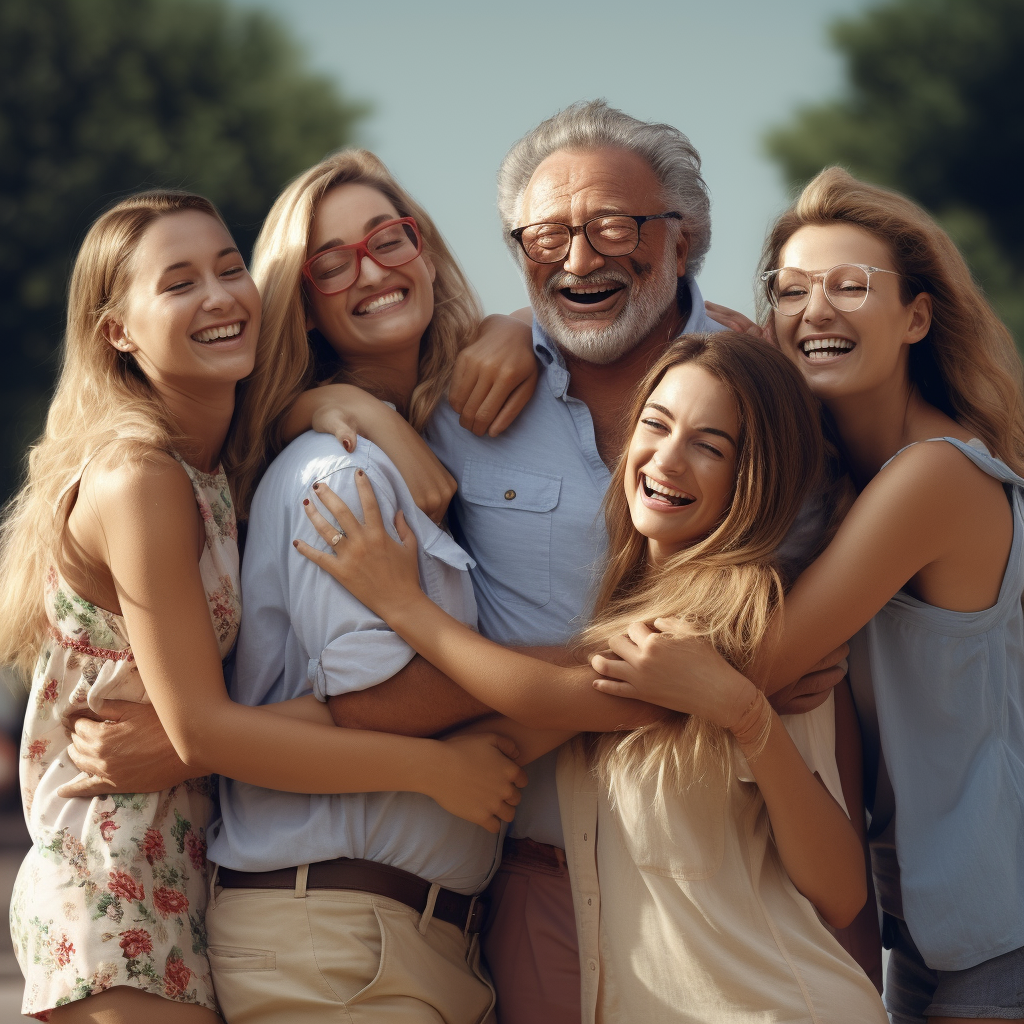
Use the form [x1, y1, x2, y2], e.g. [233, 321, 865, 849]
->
[884, 916, 1024, 1022]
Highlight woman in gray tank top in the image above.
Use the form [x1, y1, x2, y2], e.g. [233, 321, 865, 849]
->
[596, 167, 1024, 1024]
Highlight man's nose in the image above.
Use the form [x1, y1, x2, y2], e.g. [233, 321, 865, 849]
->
[561, 231, 605, 278]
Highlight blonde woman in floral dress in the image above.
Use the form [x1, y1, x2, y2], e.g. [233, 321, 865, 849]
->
[0, 190, 527, 1023]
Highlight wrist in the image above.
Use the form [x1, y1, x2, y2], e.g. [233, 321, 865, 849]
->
[728, 690, 774, 757]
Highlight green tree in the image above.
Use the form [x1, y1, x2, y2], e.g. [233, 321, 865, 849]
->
[0, 0, 366, 505]
[767, 0, 1024, 345]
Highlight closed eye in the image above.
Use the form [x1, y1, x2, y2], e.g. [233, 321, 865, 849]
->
[696, 441, 724, 457]
[640, 416, 669, 433]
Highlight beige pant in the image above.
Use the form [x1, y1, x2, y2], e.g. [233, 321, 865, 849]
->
[205, 871, 495, 1024]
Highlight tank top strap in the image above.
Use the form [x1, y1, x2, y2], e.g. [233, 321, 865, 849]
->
[170, 455, 239, 555]
[880, 436, 1024, 489]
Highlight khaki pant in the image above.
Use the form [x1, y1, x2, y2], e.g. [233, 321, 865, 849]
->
[206, 870, 495, 1024]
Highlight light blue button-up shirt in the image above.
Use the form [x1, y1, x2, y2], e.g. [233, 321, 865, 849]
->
[207, 433, 503, 893]
[426, 276, 725, 847]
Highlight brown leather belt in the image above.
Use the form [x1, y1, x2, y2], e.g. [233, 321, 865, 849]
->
[217, 857, 488, 934]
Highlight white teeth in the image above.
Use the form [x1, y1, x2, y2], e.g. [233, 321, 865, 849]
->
[644, 475, 687, 500]
[356, 290, 405, 314]
[193, 322, 242, 343]
[801, 337, 854, 359]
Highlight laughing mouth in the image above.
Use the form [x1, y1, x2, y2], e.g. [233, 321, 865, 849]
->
[800, 337, 855, 361]
[355, 289, 407, 315]
[560, 283, 624, 305]
[642, 474, 694, 506]
[192, 321, 243, 343]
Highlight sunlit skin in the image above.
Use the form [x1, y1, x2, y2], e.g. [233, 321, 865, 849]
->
[106, 210, 261, 448]
[518, 145, 687, 337]
[624, 364, 739, 565]
[773, 223, 931, 419]
[305, 183, 436, 404]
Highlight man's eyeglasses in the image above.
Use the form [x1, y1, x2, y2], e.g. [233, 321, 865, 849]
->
[510, 212, 682, 265]
[302, 217, 423, 296]
[761, 263, 901, 316]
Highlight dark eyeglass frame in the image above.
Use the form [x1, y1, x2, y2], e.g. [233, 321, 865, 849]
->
[760, 263, 902, 316]
[509, 212, 683, 264]
[302, 217, 423, 295]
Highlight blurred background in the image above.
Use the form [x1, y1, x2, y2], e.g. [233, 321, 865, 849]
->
[2, 0, 1022, 1016]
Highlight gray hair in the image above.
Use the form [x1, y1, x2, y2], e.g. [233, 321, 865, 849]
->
[497, 99, 712, 275]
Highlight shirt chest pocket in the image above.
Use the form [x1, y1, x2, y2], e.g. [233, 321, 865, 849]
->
[459, 459, 561, 609]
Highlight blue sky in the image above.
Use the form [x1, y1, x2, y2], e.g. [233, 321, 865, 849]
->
[236, 0, 878, 316]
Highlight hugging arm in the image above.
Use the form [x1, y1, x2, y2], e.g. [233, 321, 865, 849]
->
[295, 474, 667, 735]
[65, 455, 525, 833]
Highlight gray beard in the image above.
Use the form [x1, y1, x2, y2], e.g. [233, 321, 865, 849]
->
[528, 254, 680, 365]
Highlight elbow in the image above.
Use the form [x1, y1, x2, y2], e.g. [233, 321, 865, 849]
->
[818, 874, 868, 930]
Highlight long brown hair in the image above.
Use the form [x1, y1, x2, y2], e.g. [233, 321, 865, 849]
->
[583, 333, 824, 791]
[226, 149, 483, 509]
[760, 166, 1024, 475]
[0, 190, 285, 674]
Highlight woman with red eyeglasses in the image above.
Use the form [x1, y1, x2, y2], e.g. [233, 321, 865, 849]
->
[175, 150, 537, 1023]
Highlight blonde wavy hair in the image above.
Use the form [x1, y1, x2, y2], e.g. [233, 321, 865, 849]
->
[760, 167, 1024, 475]
[581, 333, 824, 792]
[0, 190, 288, 675]
[229, 149, 483, 508]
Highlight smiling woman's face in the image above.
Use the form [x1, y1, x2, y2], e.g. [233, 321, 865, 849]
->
[773, 222, 931, 404]
[305, 182, 436, 366]
[623, 362, 740, 564]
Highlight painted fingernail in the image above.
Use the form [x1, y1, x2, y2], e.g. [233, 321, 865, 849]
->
[292, 540, 299, 548]
[356, 470, 364, 477]
[302, 498, 309, 506]
[312, 482, 319, 490]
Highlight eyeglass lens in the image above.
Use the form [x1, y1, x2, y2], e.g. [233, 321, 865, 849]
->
[307, 221, 420, 294]
[519, 216, 642, 264]
[769, 264, 872, 314]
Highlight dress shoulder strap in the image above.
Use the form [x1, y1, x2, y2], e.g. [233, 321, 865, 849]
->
[880, 436, 1024, 489]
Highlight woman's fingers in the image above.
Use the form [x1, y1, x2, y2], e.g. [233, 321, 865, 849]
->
[393, 510, 419, 554]
[591, 650, 636, 681]
[592, 677, 642, 699]
[352, 470, 385, 529]
[309, 480, 362, 535]
[604, 633, 642, 664]
[487, 375, 537, 437]
[626, 620, 655, 646]
[57, 772, 112, 799]
[302, 499, 346, 550]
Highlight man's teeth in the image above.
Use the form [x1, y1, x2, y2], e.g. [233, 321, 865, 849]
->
[193, 322, 242, 343]
[801, 337, 854, 360]
[568, 284, 617, 294]
[356, 290, 405, 314]
[643, 475, 692, 506]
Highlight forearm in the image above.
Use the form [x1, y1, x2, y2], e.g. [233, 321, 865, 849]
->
[264, 693, 336, 725]
[281, 383, 373, 445]
[387, 594, 663, 731]
[452, 714, 575, 766]
[742, 713, 866, 929]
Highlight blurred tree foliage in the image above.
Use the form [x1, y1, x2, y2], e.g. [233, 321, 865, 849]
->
[767, 0, 1024, 346]
[0, 0, 366, 505]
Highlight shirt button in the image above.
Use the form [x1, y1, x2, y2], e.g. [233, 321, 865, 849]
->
[588, 959, 597, 971]
[587, 897, 592, 906]
[504, 489, 516, 500]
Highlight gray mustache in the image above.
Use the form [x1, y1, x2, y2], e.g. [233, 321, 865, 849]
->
[543, 270, 631, 295]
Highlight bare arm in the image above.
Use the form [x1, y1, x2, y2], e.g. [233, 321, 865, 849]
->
[448, 313, 539, 437]
[283, 383, 456, 525]
[75, 455, 525, 832]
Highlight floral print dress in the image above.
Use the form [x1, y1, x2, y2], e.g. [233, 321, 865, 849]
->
[10, 460, 240, 1019]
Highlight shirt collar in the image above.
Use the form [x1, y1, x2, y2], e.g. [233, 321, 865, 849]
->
[531, 274, 721, 393]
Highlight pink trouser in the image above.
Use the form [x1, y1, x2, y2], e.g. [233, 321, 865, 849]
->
[481, 838, 582, 1024]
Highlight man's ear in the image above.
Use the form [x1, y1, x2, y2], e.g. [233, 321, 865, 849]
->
[905, 291, 933, 346]
[674, 230, 690, 278]
[102, 318, 136, 354]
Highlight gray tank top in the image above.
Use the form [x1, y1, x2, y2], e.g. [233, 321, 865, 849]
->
[848, 437, 1024, 971]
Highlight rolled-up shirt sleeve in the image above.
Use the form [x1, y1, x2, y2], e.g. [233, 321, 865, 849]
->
[286, 459, 416, 701]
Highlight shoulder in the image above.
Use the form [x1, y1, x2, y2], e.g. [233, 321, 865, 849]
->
[876, 439, 1002, 497]
[81, 448, 195, 519]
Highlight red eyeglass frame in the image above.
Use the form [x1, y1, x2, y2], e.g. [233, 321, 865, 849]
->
[301, 217, 423, 295]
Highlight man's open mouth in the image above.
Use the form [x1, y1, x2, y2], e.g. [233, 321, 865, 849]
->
[559, 283, 624, 305]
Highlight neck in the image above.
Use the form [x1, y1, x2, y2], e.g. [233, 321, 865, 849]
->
[562, 300, 684, 464]
[824, 368, 947, 487]
[149, 377, 236, 473]
[341, 348, 421, 419]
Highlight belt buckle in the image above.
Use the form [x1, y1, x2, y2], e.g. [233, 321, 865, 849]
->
[464, 894, 489, 936]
